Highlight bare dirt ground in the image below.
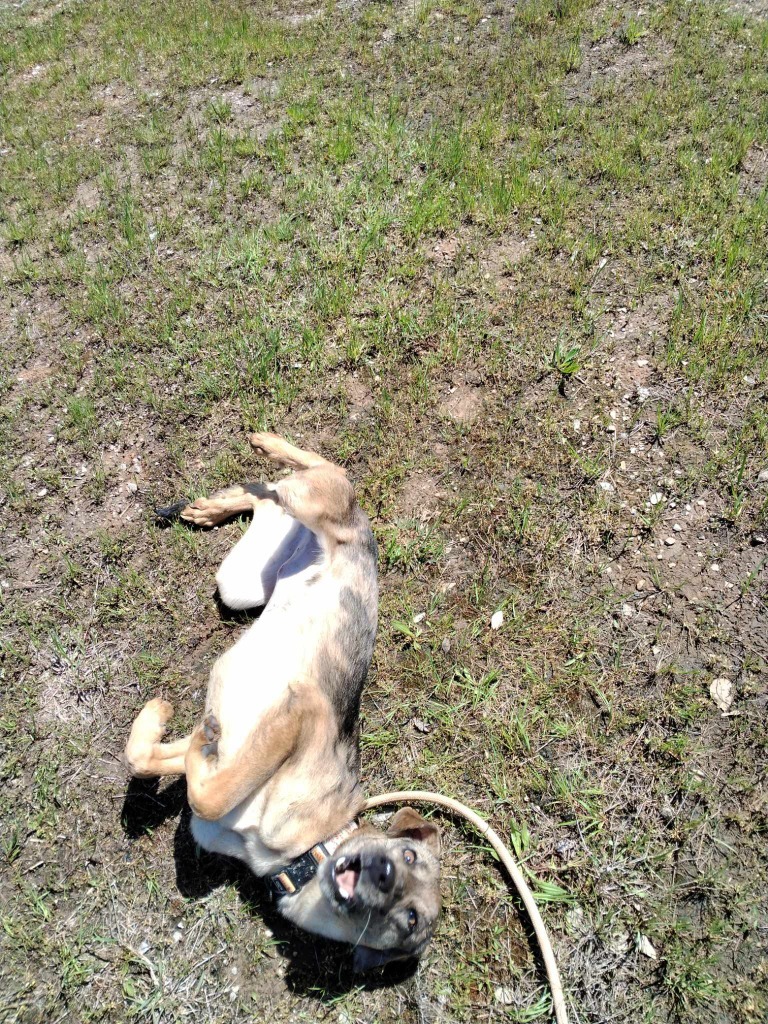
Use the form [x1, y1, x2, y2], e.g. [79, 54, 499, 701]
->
[1, 0, 767, 1021]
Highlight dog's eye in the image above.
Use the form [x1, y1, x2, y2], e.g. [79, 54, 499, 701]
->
[407, 909, 418, 930]
[403, 849, 417, 865]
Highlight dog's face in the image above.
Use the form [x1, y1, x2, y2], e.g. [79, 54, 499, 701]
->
[317, 807, 442, 970]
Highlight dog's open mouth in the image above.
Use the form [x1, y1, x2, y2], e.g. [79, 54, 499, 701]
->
[334, 854, 361, 902]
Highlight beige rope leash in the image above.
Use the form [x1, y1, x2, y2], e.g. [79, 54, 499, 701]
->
[364, 790, 569, 1024]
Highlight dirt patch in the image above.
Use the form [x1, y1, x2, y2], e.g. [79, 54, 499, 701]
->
[439, 383, 484, 423]
[602, 292, 673, 390]
[430, 234, 464, 266]
[344, 374, 375, 423]
[184, 85, 279, 143]
[281, 9, 322, 27]
[16, 360, 54, 385]
[71, 178, 100, 212]
[479, 233, 530, 280]
[98, 80, 135, 113]
[36, 638, 119, 725]
[398, 472, 446, 518]
[740, 143, 768, 196]
[726, 0, 768, 16]
[565, 35, 672, 104]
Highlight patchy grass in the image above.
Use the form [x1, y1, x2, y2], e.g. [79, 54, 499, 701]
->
[1, 0, 767, 1021]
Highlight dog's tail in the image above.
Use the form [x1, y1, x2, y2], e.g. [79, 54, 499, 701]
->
[154, 499, 189, 524]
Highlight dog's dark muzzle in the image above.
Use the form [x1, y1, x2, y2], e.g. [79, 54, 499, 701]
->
[332, 850, 398, 910]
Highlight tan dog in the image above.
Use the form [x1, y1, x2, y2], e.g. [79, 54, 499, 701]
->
[124, 433, 441, 970]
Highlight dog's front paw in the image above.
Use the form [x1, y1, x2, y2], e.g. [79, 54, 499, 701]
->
[201, 713, 221, 759]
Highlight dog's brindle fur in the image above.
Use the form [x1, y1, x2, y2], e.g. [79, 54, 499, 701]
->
[124, 433, 441, 968]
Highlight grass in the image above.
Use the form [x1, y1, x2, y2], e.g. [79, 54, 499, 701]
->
[1, 0, 767, 1021]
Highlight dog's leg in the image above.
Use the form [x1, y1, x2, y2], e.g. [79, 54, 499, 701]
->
[248, 434, 360, 544]
[124, 698, 191, 777]
[159, 483, 276, 529]
[184, 691, 325, 821]
[215, 499, 302, 609]
[270, 465, 359, 551]
[249, 432, 331, 471]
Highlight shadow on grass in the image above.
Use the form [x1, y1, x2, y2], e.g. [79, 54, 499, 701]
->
[120, 779, 417, 1000]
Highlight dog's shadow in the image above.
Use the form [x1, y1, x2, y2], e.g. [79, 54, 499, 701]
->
[120, 778, 417, 1000]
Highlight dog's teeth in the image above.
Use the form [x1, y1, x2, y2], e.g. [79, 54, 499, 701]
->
[335, 857, 346, 872]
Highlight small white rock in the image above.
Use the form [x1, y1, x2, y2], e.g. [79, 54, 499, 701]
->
[412, 612, 426, 624]
[37, 488, 48, 498]
[710, 563, 720, 572]
[664, 537, 675, 546]
[709, 677, 733, 713]
[637, 934, 658, 960]
[621, 603, 634, 617]
[598, 480, 615, 492]
[126, 481, 138, 494]
[758, 469, 768, 484]
[649, 492, 663, 505]
[636, 358, 649, 367]
[494, 986, 515, 1006]
[490, 610, 504, 630]
[673, 523, 682, 532]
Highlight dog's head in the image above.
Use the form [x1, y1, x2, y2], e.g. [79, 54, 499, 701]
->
[318, 807, 442, 971]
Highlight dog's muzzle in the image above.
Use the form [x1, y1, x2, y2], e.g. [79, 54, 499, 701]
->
[333, 852, 396, 908]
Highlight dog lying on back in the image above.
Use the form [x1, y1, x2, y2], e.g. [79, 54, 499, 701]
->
[124, 432, 441, 970]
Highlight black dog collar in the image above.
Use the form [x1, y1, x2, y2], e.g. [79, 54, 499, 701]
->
[268, 821, 358, 899]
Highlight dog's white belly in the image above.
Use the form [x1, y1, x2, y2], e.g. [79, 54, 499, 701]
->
[190, 813, 284, 875]
[206, 572, 337, 757]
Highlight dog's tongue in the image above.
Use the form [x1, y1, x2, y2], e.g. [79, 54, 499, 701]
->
[336, 868, 359, 900]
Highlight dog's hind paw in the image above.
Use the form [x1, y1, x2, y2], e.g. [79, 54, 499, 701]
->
[203, 714, 220, 742]
[201, 713, 221, 759]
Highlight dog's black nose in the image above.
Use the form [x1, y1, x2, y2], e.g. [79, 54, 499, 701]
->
[365, 855, 394, 893]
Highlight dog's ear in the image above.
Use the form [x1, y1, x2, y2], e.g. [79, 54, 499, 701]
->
[352, 944, 410, 973]
[386, 807, 441, 857]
